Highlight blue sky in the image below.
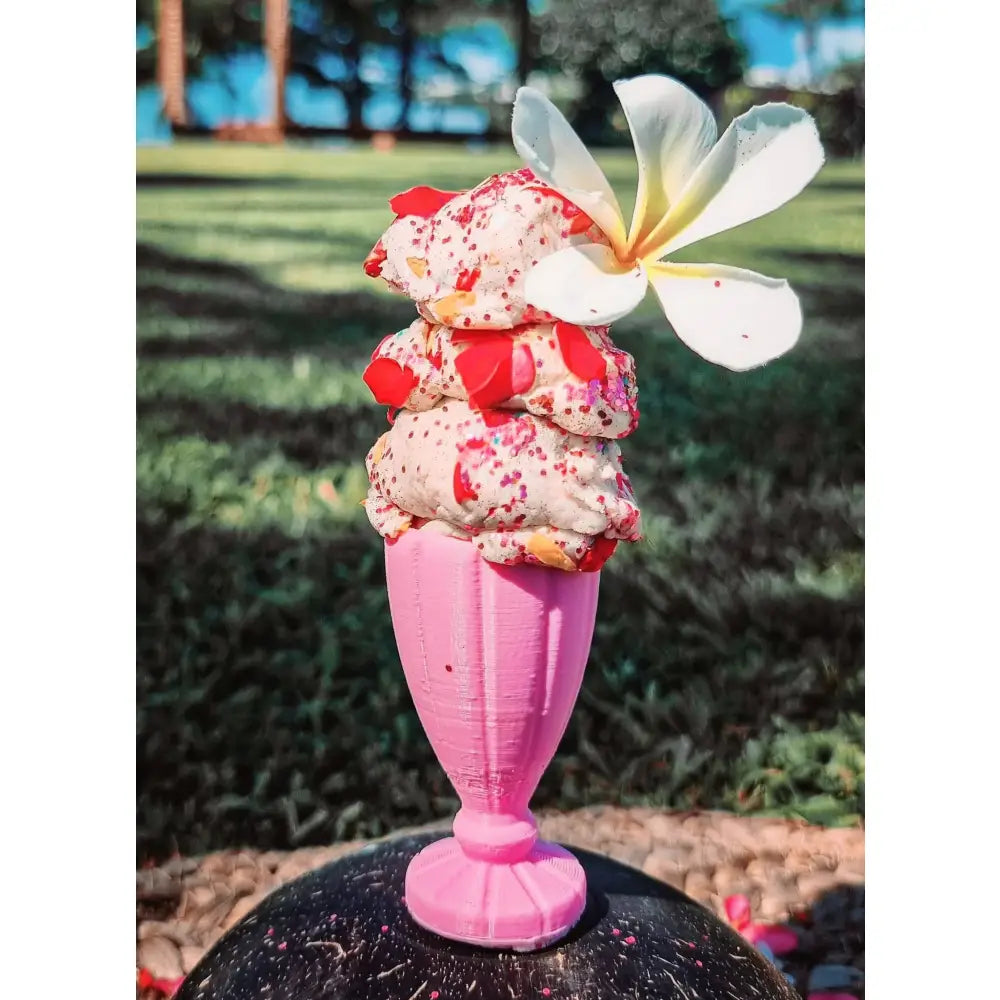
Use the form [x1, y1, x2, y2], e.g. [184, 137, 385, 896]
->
[136, 2, 864, 142]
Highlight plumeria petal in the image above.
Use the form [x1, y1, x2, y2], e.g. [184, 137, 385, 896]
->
[512, 87, 628, 254]
[613, 75, 717, 253]
[524, 244, 648, 326]
[637, 103, 824, 259]
[647, 262, 801, 371]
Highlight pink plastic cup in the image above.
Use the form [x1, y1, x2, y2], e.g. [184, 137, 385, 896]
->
[385, 528, 600, 951]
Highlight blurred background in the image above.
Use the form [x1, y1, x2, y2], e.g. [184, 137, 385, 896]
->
[136, 0, 864, 862]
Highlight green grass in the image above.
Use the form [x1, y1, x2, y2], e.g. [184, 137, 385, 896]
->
[137, 141, 864, 858]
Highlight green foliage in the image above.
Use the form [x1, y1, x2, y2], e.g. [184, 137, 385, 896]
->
[536, 0, 746, 143]
[137, 144, 864, 858]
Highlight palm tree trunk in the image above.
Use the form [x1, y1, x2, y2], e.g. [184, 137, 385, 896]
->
[515, 0, 531, 86]
[264, 0, 290, 139]
[157, 0, 186, 126]
[398, 0, 414, 132]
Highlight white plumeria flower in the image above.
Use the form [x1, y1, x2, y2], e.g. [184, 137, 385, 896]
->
[512, 75, 825, 371]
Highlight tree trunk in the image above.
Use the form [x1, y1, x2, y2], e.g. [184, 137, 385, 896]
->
[157, 0, 186, 126]
[264, 0, 290, 139]
[345, 27, 365, 137]
[515, 0, 531, 87]
[398, 0, 414, 132]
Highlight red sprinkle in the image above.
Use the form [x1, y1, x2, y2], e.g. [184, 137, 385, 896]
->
[380, 924, 389, 933]
[625, 935, 636, 944]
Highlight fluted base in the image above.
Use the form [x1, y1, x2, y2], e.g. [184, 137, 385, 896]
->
[405, 835, 586, 951]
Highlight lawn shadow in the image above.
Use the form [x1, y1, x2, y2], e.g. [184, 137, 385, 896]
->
[137, 395, 385, 469]
[138, 242, 414, 362]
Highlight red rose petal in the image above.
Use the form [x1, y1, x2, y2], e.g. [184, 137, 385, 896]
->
[138, 969, 155, 989]
[453, 463, 479, 504]
[578, 536, 618, 572]
[481, 409, 515, 428]
[511, 344, 535, 395]
[454, 333, 516, 409]
[555, 322, 607, 382]
[363, 239, 388, 277]
[389, 186, 462, 218]
[568, 209, 595, 234]
[363, 358, 419, 407]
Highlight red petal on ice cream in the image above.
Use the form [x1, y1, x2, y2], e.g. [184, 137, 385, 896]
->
[454, 333, 516, 409]
[453, 463, 479, 504]
[455, 267, 481, 292]
[363, 239, 388, 277]
[389, 186, 462, 218]
[555, 322, 607, 382]
[568, 209, 595, 234]
[481, 409, 516, 428]
[363, 358, 419, 407]
[511, 344, 535, 395]
[578, 536, 618, 572]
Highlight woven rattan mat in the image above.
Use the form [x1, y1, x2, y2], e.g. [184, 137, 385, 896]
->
[137, 807, 864, 996]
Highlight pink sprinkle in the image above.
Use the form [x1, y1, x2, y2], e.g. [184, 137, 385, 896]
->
[380, 924, 389, 933]
[542, 990, 552, 997]
[277, 942, 287, 951]
[329, 914, 337, 922]
[266, 928, 274, 936]
[687, 942, 696, 949]
[696, 960, 703, 968]
[714, 280, 721, 287]
[611, 928, 621, 936]
[625, 935, 636, 945]
[741, 334, 749, 339]
[430, 993, 440, 999]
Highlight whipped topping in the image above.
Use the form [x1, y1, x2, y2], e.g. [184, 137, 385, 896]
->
[365, 400, 640, 571]
[364, 168, 612, 330]
[363, 317, 638, 440]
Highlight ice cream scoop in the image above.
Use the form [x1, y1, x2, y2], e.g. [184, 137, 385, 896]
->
[363, 317, 639, 440]
[364, 401, 640, 572]
[363, 167, 612, 330]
